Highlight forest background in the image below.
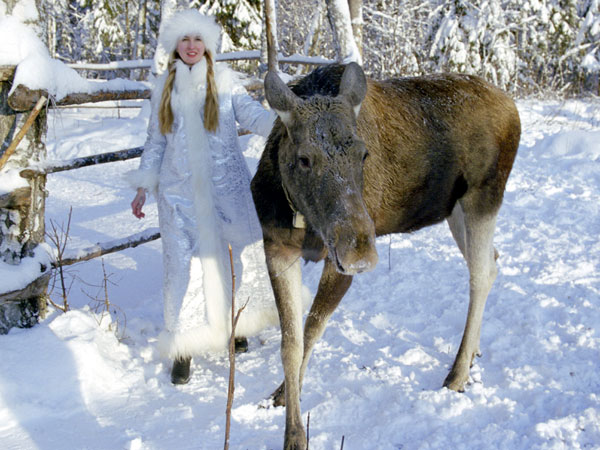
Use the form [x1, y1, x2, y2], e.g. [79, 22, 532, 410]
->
[2, 0, 599, 97]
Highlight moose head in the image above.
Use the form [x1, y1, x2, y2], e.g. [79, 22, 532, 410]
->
[263, 62, 378, 275]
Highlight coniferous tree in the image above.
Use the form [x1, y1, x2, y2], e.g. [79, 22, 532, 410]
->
[191, 0, 263, 52]
[424, 0, 517, 90]
[86, 0, 126, 63]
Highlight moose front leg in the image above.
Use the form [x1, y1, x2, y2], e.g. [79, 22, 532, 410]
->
[264, 243, 306, 450]
[444, 211, 498, 391]
[271, 259, 353, 407]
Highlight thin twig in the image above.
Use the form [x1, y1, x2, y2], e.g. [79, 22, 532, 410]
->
[388, 234, 392, 270]
[102, 259, 110, 316]
[46, 206, 73, 311]
[306, 411, 310, 450]
[224, 244, 248, 450]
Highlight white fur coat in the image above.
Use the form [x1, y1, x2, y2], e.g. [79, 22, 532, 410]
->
[128, 60, 278, 359]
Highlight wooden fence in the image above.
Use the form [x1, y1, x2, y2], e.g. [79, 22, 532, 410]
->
[0, 64, 154, 332]
[0, 52, 333, 333]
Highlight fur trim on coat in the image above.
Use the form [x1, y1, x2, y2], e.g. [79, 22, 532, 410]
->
[159, 9, 221, 57]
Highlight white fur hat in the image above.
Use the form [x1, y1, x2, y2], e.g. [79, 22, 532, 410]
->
[158, 9, 221, 57]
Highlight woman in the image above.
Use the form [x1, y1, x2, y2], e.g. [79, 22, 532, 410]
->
[128, 9, 278, 385]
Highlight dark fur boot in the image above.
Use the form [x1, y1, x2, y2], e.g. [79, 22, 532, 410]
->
[171, 357, 191, 385]
[234, 337, 249, 353]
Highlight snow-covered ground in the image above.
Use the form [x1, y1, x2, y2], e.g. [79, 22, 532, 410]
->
[1, 96, 599, 450]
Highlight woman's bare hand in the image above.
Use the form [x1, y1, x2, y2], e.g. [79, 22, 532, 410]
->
[131, 188, 147, 219]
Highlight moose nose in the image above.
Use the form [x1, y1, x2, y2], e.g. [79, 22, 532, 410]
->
[331, 217, 378, 275]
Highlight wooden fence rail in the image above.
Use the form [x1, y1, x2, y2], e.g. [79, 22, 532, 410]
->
[57, 227, 161, 268]
[20, 146, 144, 178]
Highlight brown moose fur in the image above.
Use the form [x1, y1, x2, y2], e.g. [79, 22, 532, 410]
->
[251, 63, 520, 450]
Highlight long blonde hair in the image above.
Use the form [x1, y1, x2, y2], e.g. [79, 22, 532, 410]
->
[158, 50, 219, 135]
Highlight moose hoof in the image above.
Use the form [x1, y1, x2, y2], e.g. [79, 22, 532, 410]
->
[443, 376, 467, 392]
[443, 367, 468, 392]
[284, 429, 307, 450]
[269, 382, 286, 407]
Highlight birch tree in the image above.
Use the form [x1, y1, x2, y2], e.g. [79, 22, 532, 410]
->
[348, 0, 363, 58]
[261, 0, 279, 73]
[326, 0, 362, 64]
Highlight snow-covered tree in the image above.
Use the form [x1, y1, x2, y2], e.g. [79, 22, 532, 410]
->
[86, 0, 126, 63]
[425, 0, 517, 90]
[575, 0, 600, 93]
[362, 0, 429, 78]
[3, 0, 598, 95]
[275, 0, 336, 74]
[0, 0, 43, 37]
[193, 0, 262, 52]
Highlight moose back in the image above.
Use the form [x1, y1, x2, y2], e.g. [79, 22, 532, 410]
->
[251, 62, 520, 450]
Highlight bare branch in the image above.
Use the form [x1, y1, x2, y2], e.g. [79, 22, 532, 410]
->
[45, 207, 73, 312]
[224, 244, 248, 450]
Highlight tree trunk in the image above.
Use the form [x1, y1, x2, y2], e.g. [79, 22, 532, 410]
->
[294, 0, 327, 75]
[0, 66, 49, 334]
[348, 0, 363, 59]
[325, 0, 362, 64]
[262, 0, 279, 74]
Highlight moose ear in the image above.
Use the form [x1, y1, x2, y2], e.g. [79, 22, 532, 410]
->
[264, 71, 301, 127]
[338, 62, 367, 118]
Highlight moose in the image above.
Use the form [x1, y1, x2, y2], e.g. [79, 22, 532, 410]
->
[251, 62, 520, 449]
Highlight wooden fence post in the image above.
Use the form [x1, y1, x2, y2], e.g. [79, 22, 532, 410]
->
[0, 65, 50, 334]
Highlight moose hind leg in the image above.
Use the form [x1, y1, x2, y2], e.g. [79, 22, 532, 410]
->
[447, 202, 467, 259]
[444, 209, 498, 392]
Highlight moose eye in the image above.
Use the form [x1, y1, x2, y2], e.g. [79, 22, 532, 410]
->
[298, 156, 311, 169]
[362, 151, 369, 162]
